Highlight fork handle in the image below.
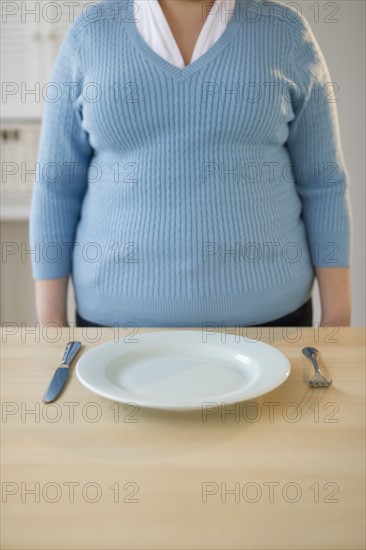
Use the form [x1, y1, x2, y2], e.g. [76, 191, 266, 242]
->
[308, 353, 320, 374]
[302, 347, 320, 373]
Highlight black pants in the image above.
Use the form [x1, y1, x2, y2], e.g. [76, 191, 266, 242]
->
[75, 297, 313, 328]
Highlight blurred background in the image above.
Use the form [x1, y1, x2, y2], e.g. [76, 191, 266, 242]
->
[1, 0, 365, 325]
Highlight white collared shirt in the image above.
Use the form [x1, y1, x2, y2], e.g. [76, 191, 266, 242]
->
[134, 0, 236, 68]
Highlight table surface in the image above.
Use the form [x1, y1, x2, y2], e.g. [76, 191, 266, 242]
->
[1, 326, 365, 550]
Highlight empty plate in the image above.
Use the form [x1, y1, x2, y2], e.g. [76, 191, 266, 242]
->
[75, 330, 291, 410]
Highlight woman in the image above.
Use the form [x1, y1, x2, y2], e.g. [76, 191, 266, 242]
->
[29, 0, 352, 328]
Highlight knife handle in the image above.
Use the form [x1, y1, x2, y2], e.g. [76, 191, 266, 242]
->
[61, 341, 81, 366]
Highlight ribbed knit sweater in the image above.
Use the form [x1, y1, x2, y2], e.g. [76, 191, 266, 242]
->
[29, 0, 352, 326]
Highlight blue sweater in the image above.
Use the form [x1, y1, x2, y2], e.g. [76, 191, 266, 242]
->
[29, 0, 352, 326]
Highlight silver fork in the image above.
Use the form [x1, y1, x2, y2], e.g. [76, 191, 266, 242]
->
[301, 347, 332, 387]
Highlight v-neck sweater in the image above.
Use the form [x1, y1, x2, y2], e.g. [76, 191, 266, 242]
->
[29, 0, 352, 326]
[134, 0, 236, 68]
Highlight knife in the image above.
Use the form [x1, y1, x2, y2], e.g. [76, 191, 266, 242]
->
[43, 341, 82, 403]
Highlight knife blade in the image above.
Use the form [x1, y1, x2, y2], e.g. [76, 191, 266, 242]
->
[43, 341, 81, 403]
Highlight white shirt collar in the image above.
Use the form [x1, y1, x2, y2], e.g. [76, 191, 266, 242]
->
[134, 0, 237, 68]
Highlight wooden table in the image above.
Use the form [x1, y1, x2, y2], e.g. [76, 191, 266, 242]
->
[1, 326, 365, 550]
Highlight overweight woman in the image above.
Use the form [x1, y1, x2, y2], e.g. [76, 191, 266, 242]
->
[29, 0, 352, 328]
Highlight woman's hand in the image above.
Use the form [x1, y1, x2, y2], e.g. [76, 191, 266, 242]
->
[35, 277, 69, 327]
[315, 267, 352, 327]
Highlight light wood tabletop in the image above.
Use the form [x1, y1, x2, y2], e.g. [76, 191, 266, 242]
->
[1, 326, 365, 550]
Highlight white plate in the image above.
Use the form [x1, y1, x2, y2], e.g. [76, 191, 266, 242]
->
[75, 330, 291, 411]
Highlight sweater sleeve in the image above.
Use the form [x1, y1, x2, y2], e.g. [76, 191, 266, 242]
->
[285, 15, 352, 268]
[29, 21, 94, 279]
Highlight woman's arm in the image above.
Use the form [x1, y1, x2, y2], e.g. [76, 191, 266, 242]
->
[284, 14, 353, 324]
[29, 18, 93, 323]
[35, 278, 69, 327]
[315, 267, 351, 326]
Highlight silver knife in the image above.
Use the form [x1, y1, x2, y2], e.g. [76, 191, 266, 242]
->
[43, 341, 81, 403]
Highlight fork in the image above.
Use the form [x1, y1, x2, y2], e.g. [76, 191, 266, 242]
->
[301, 347, 332, 387]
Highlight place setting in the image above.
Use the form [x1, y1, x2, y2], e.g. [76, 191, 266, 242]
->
[42, 331, 331, 411]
